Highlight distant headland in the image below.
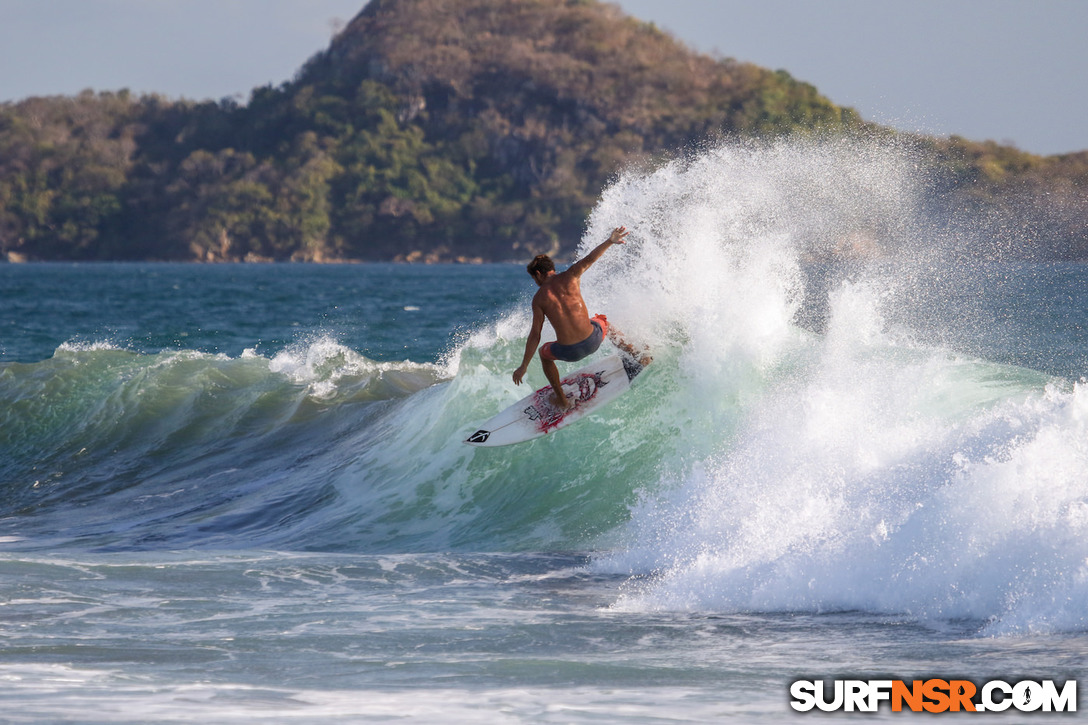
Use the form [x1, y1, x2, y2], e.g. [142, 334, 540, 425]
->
[1, 0, 1085, 263]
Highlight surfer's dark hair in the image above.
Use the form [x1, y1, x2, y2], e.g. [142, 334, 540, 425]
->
[527, 255, 554, 277]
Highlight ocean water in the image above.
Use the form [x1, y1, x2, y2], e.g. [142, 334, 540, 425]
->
[2, 138, 1087, 722]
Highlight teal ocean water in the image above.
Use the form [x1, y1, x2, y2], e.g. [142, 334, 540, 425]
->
[2, 140, 1087, 722]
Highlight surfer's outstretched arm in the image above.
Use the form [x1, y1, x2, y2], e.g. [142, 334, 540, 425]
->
[568, 226, 627, 278]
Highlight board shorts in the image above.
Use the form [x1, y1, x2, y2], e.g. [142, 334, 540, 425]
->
[540, 314, 609, 363]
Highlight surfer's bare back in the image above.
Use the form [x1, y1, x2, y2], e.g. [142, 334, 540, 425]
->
[512, 227, 628, 410]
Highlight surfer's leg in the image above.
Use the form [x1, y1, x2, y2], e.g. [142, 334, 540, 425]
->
[606, 324, 653, 366]
[540, 356, 571, 410]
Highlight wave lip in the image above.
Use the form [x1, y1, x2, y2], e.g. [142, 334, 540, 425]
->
[264, 335, 447, 401]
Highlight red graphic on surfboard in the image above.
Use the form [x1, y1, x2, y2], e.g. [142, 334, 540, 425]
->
[524, 369, 609, 433]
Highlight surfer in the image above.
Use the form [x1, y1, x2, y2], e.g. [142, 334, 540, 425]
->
[513, 226, 645, 410]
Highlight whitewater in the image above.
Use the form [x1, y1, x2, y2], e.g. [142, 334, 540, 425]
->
[1, 137, 1085, 722]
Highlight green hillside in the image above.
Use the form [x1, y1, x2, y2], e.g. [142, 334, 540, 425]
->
[0, 0, 1083, 262]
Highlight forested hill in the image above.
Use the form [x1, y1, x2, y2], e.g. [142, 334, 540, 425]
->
[1, 0, 1085, 263]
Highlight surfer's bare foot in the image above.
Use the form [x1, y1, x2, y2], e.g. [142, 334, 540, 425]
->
[551, 391, 571, 410]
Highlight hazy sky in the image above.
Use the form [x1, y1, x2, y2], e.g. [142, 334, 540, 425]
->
[1, 0, 1085, 155]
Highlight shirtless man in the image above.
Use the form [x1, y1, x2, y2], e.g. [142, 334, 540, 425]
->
[512, 226, 629, 410]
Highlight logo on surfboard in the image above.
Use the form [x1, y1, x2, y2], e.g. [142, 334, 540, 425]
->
[466, 429, 491, 443]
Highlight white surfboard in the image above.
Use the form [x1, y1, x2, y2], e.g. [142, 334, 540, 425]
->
[465, 354, 646, 447]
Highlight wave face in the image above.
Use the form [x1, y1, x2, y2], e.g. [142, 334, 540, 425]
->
[0, 339, 447, 550]
[2, 138, 1087, 635]
[0, 329, 668, 554]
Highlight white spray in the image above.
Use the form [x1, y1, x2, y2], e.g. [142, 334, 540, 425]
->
[576, 136, 1088, 635]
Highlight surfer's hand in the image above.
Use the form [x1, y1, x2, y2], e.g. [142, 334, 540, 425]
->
[512, 365, 527, 385]
[608, 226, 628, 244]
